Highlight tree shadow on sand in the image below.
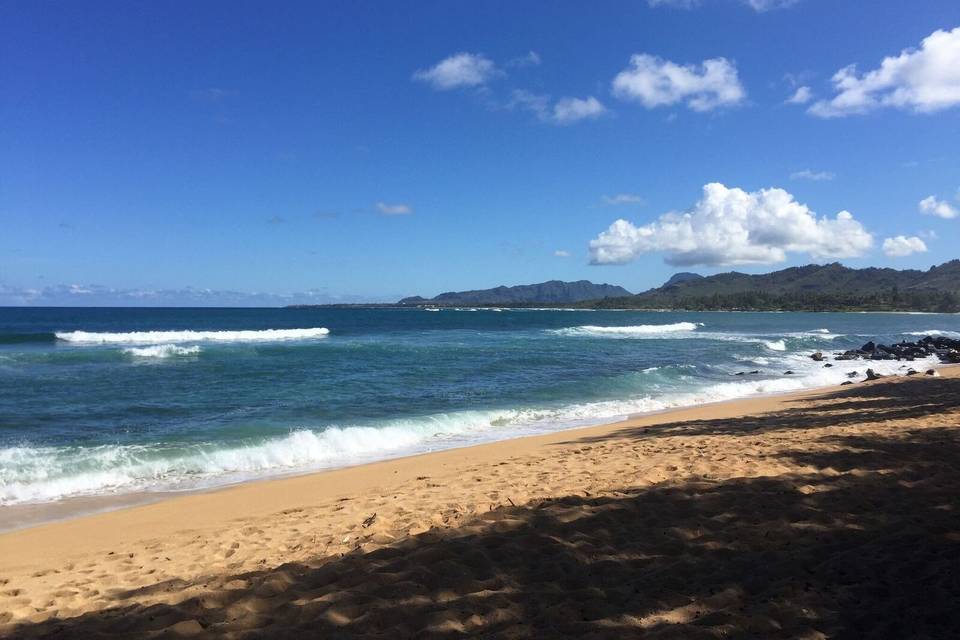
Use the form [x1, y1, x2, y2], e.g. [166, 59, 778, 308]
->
[7, 381, 960, 639]
[561, 376, 960, 445]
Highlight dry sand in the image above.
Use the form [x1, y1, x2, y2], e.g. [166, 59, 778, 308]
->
[1, 369, 959, 638]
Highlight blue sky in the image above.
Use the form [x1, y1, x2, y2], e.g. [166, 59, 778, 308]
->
[2, 0, 959, 305]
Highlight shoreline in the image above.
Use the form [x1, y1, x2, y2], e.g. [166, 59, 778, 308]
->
[2, 366, 958, 637]
[0, 366, 951, 555]
[0, 364, 936, 535]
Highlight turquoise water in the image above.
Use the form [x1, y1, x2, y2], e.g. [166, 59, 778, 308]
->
[1, 307, 958, 507]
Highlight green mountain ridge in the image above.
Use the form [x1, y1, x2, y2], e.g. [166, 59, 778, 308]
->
[590, 260, 960, 312]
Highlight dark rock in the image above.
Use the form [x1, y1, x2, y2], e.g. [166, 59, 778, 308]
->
[784, 370, 795, 375]
[865, 368, 883, 381]
[823, 363, 833, 368]
[841, 381, 854, 385]
[861, 341, 876, 352]
[926, 369, 939, 376]
[810, 351, 825, 361]
[906, 369, 918, 376]
[847, 371, 859, 378]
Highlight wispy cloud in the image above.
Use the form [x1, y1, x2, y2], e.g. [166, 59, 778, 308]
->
[412, 53, 500, 90]
[602, 193, 645, 206]
[0, 283, 379, 307]
[190, 87, 236, 103]
[507, 51, 541, 68]
[785, 86, 813, 104]
[509, 90, 607, 125]
[377, 202, 413, 215]
[552, 96, 607, 124]
[554, 249, 571, 257]
[790, 169, 835, 181]
[648, 0, 799, 11]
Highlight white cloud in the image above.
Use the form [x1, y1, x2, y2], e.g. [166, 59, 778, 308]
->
[611, 54, 745, 111]
[648, 0, 798, 11]
[790, 169, 835, 181]
[883, 235, 928, 257]
[376, 202, 413, 215]
[744, 0, 798, 10]
[589, 182, 873, 266]
[809, 27, 960, 117]
[554, 250, 571, 258]
[786, 85, 813, 104]
[508, 51, 541, 68]
[552, 96, 607, 124]
[603, 193, 645, 206]
[412, 53, 499, 90]
[919, 195, 958, 219]
[647, 0, 699, 7]
[509, 90, 606, 125]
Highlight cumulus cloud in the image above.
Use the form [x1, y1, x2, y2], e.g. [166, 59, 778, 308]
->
[790, 169, 835, 181]
[918, 195, 958, 219]
[509, 90, 606, 125]
[786, 86, 813, 104]
[554, 250, 571, 258]
[809, 27, 960, 117]
[611, 54, 745, 111]
[589, 182, 873, 267]
[882, 235, 928, 257]
[603, 193, 645, 206]
[413, 53, 500, 90]
[376, 202, 413, 215]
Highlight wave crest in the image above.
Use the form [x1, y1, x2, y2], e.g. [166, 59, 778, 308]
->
[124, 344, 202, 358]
[553, 322, 702, 337]
[56, 327, 330, 345]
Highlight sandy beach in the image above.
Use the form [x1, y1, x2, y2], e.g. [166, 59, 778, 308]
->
[1, 369, 959, 638]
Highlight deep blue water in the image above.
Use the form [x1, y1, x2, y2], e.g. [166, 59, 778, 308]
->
[1, 307, 958, 506]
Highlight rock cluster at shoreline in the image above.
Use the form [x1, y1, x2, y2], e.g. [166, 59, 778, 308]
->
[735, 335, 958, 381]
[832, 335, 960, 364]
[803, 335, 958, 383]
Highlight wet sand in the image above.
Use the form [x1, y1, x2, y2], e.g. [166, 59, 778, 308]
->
[2, 368, 959, 638]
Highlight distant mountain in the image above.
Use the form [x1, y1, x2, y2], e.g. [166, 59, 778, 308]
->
[399, 280, 632, 306]
[588, 261, 960, 312]
[662, 272, 704, 287]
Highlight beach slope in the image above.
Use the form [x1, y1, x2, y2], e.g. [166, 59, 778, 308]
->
[2, 369, 959, 638]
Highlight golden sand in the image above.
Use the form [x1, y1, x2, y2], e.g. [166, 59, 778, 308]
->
[1, 369, 959, 638]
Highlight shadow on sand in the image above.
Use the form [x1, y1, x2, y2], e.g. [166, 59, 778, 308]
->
[8, 378, 960, 638]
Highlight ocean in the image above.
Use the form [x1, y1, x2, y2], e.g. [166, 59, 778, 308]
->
[1, 307, 958, 515]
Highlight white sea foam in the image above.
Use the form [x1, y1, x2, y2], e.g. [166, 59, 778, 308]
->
[0, 348, 937, 506]
[553, 322, 702, 337]
[124, 344, 202, 358]
[763, 339, 787, 351]
[56, 327, 330, 345]
[906, 330, 960, 338]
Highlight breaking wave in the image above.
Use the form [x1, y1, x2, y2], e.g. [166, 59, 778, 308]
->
[123, 345, 202, 358]
[56, 327, 330, 345]
[552, 322, 702, 337]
